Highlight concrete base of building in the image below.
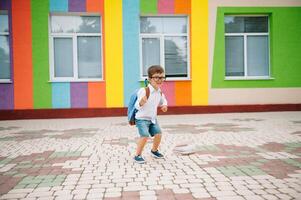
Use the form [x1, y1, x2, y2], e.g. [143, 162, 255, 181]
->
[0, 104, 300, 120]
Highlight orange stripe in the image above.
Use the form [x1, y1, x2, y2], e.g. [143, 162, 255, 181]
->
[174, 0, 191, 14]
[88, 82, 106, 107]
[87, 0, 106, 108]
[86, 0, 103, 13]
[175, 81, 191, 106]
[174, 0, 191, 106]
[12, 0, 33, 109]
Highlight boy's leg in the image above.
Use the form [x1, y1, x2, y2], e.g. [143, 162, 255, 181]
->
[152, 133, 161, 152]
[149, 123, 162, 152]
[136, 137, 148, 156]
[135, 120, 151, 156]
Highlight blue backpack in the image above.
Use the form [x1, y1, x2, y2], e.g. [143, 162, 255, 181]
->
[127, 87, 150, 126]
[127, 79, 150, 125]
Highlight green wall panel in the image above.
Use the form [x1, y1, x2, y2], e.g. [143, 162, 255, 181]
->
[212, 7, 301, 88]
[31, 0, 52, 108]
[140, 0, 157, 14]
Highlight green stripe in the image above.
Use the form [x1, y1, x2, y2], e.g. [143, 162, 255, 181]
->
[140, 0, 157, 14]
[31, 0, 52, 108]
[212, 7, 301, 88]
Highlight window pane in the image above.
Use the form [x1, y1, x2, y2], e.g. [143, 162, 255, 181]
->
[76, 16, 101, 33]
[142, 38, 160, 76]
[54, 38, 73, 77]
[164, 36, 187, 77]
[51, 16, 101, 33]
[225, 36, 244, 76]
[163, 17, 187, 33]
[78, 36, 102, 78]
[0, 36, 10, 79]
[51, 16, 76, 33]
[140, 17, 162, 33]
[247, 36, 269, 76]
[225, 16, 268, 33]
[0, 14, 9, 32]
[245, 17, 268, 33]
[225, 16, 244, 33]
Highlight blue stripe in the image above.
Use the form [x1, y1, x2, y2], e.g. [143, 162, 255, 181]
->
[50, 0, 68, 108]
[52, 83, 70, 108]
[49, 0, 68, 12]
[123, 0, 140, 106]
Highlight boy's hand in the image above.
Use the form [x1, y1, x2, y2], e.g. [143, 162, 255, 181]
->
[139, 96, 148, 106]
[161, 105, 168, 112]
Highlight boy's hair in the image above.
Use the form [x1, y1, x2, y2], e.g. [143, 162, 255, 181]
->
[147, 65, 164, 78]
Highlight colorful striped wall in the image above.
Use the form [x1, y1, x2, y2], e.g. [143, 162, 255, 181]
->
[123, 0, 206, 107]
[0, 0, 209, 110]
[0, 0, 300, 111]
[49, 0, 106, 109]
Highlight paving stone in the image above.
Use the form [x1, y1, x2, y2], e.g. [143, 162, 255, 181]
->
[236, 189, 255, 195]
[216, 196, 244, 200]
[191, 191, 211, 198]
[243, 195, 265, 200]
[104, 192, 121, 198]
[209, 190, 237, 197]
[274, 193, 293, 199]
[0, 193, 27, 199]
[253, 189, 268, 195]
[147, 185, 164, 190]
[261, 194, 279, 200]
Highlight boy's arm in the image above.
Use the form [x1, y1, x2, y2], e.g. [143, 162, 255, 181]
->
[160, 93, 168, 106]
[160, 93, 168, 112]
[135, 89, 146, 110]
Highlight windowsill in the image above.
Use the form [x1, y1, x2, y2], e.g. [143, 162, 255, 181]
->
[0, 80, 12, 83]
[139, 77, 191, 82]
[225, 76, 274, 81]
[49, 79, 104, 83]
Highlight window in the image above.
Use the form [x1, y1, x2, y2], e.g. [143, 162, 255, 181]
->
[140, 16, 189, 80]
[49, 15, 102, 81]
[0, 13, 10, 82]
[224, 16, 270, 78]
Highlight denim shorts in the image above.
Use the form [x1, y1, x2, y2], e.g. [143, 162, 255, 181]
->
[135, 119, 162, 137]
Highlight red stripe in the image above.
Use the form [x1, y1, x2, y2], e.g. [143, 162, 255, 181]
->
[12, 0, 33, 109]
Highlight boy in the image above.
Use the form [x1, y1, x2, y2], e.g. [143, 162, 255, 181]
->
[134, 65, 168, 164]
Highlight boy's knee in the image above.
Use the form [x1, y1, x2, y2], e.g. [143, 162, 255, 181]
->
[152, 132, 161, 137]
[140, 136, 149, 140]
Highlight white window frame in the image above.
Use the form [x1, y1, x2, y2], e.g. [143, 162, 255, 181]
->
[139, 15, 190, 81]
[0, 11, 11, 83]
[225, 15, 271, 80]
[49, 13, 103, 82]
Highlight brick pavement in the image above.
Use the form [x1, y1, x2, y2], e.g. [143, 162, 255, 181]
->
[0, 111, 300, 200]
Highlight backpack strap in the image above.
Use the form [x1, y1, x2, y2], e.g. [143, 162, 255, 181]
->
[145, 87, 150, 99]
[145, 87, 162, 99]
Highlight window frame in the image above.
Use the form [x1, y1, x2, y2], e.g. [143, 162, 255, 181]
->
[224, 15, 271, 80]
[49, 13, 103, 82]
[0, 11, 11, 83]
[139, 15, 190, 81]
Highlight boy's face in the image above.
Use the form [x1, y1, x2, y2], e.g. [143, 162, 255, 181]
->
[149, 72, 165, 89]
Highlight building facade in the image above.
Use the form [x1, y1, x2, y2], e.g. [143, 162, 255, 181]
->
[0, 0, 300, 117]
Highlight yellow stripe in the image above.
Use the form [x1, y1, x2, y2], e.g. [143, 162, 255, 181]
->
[104, 0, 124, 107]
[191, 0, 208, 105]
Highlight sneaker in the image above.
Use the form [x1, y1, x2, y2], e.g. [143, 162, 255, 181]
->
[151, 150, 164, 159]
[134, 155, 146, 164]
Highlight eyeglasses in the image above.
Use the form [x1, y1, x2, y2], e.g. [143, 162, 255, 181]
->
[151, 76, 166, 81]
